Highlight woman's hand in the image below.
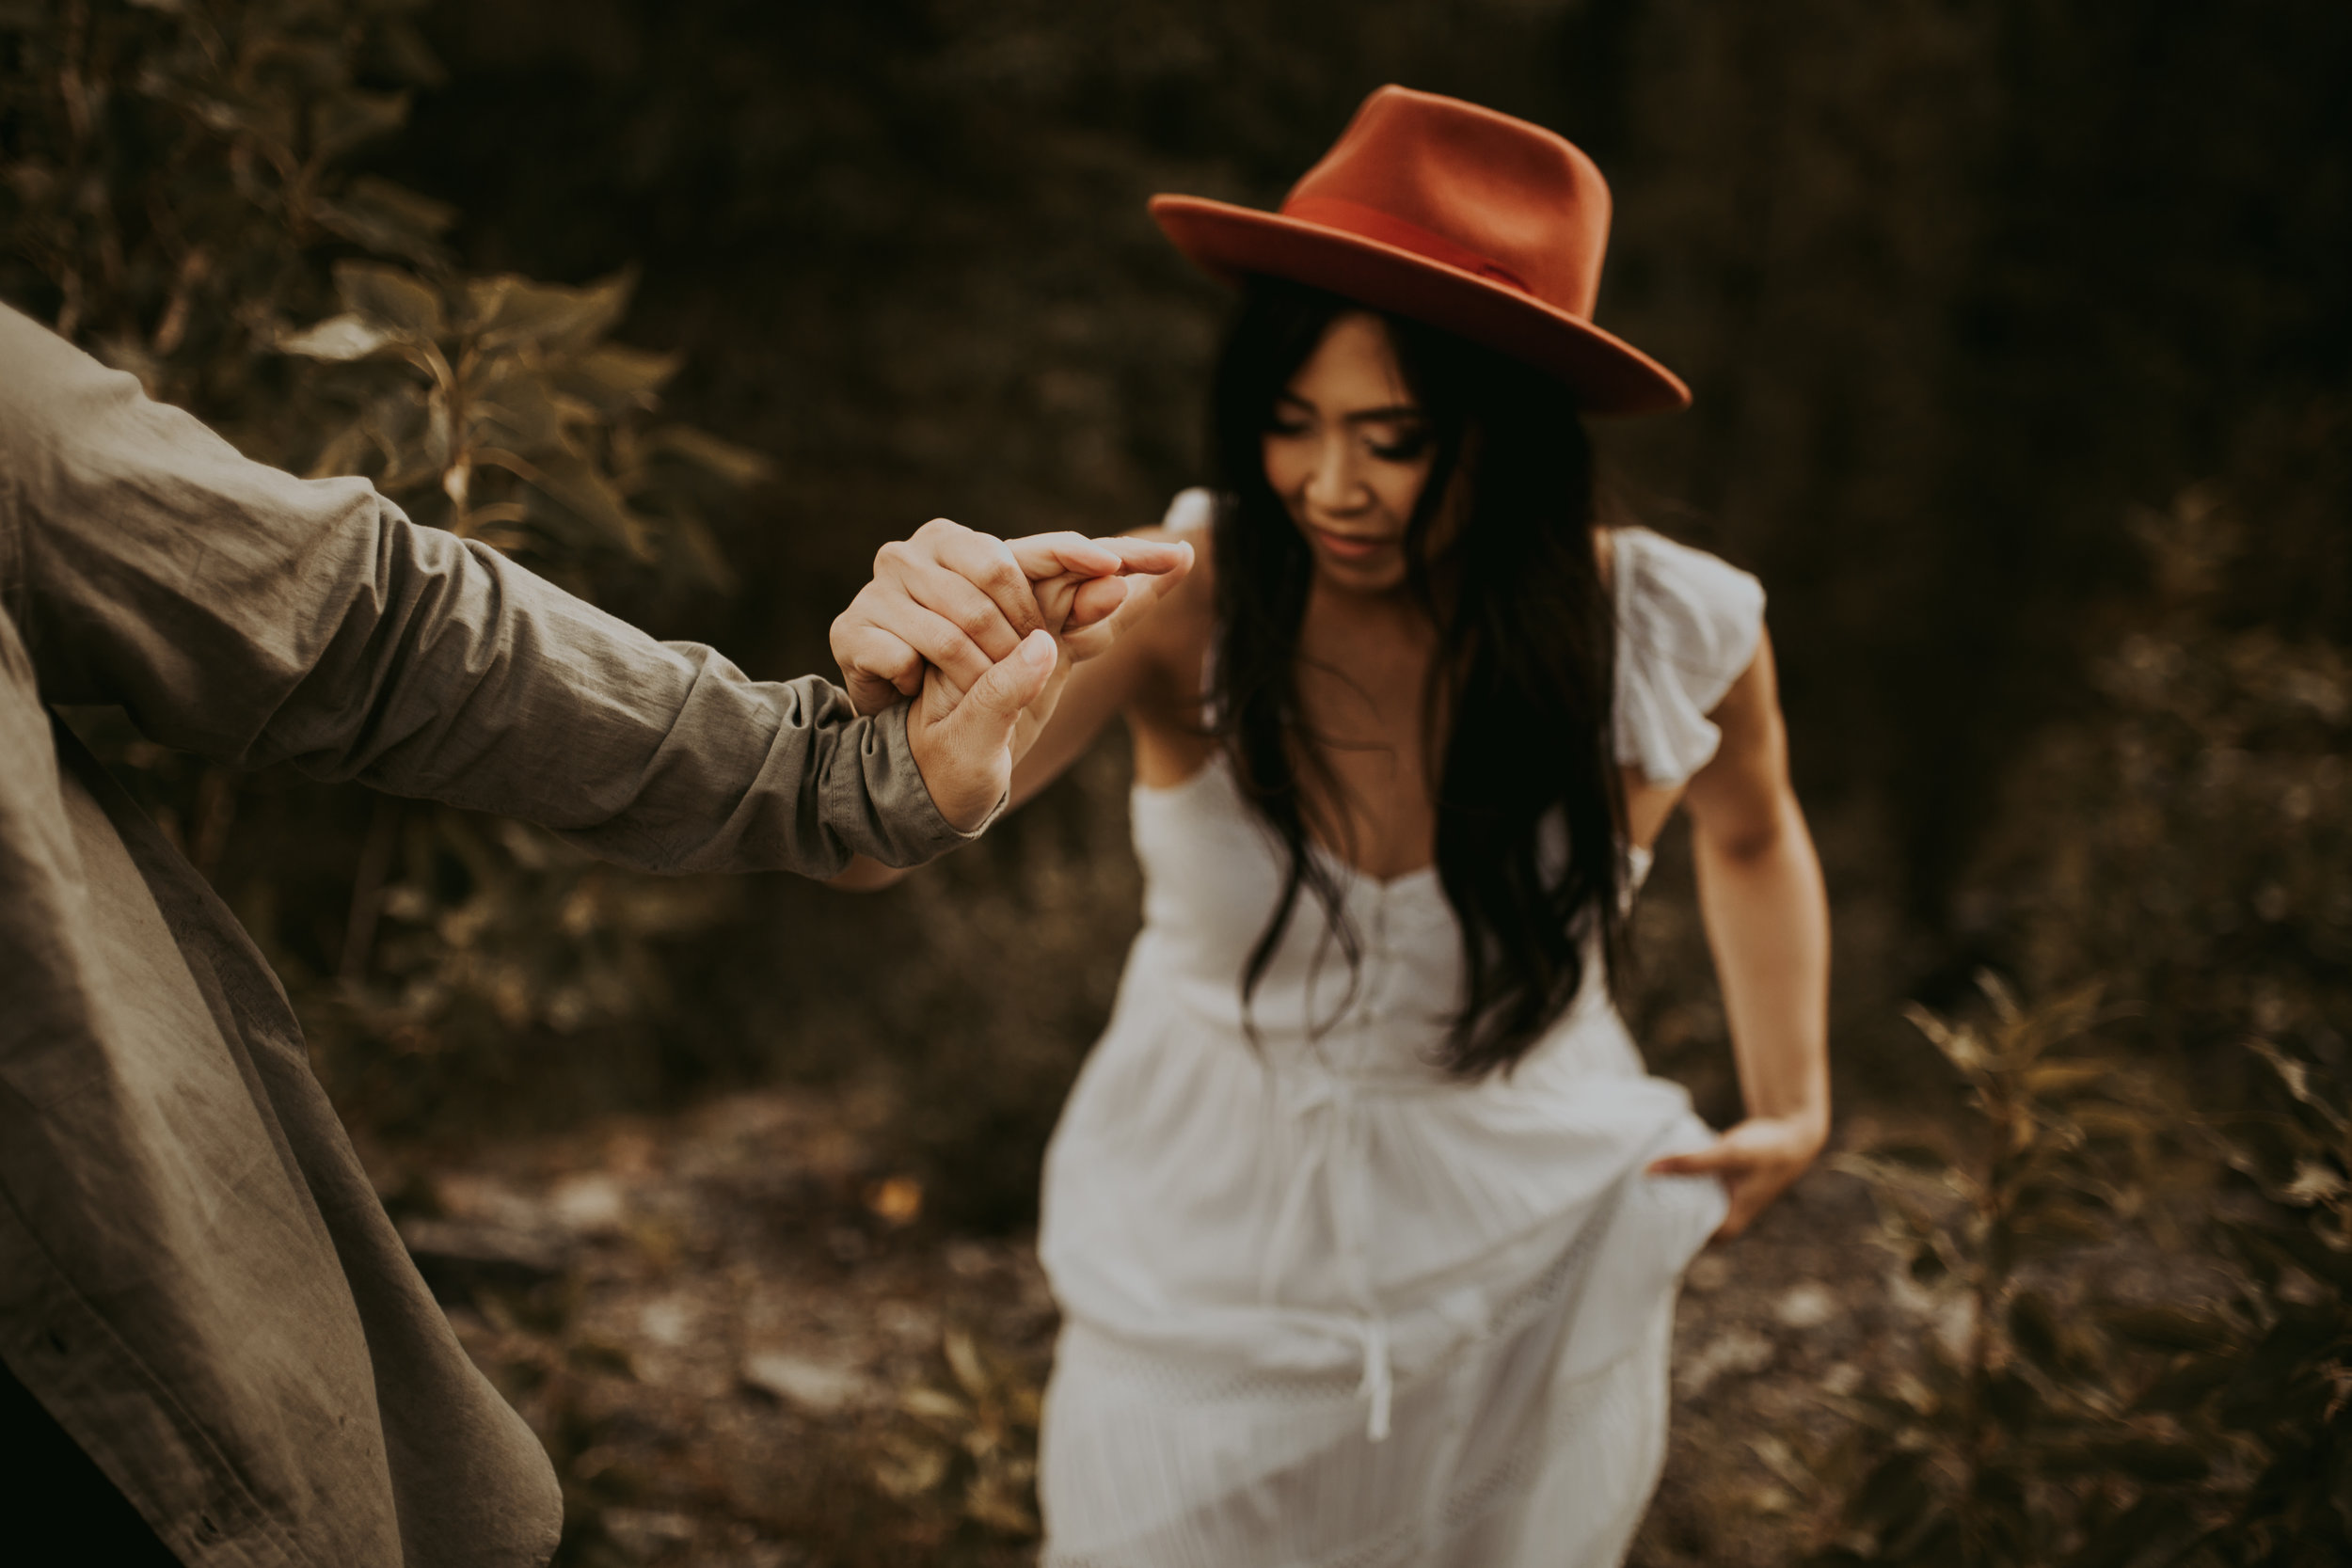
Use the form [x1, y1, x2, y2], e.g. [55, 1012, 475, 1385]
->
[1646, 1113, 1828, 1240]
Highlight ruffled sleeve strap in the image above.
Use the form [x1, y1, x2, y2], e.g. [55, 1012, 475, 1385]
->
[1610, 528, 1767, 787]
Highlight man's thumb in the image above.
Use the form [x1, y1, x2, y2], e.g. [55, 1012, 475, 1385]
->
[953, 628, 1057, 735]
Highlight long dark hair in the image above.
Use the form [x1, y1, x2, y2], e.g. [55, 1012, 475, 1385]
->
[1208, 277, 1627, 1078]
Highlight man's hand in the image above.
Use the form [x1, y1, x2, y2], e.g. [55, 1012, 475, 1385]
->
[1645, 1113, 1827, 1241]
[831, 519, 1189, 717]
[900, 627, 1061, 832]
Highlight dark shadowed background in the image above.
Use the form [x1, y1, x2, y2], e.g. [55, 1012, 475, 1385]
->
[6, 1, 2348, 1561]
[347, 0, 2349, 1208]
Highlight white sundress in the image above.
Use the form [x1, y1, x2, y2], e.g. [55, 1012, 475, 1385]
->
[1035, 503, 1769, 1568]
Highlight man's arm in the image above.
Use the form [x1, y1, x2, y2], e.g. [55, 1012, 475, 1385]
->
[0, 304, 977, 876]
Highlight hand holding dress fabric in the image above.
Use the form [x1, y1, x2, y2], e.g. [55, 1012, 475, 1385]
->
[1645, 1113, 1829, 1239]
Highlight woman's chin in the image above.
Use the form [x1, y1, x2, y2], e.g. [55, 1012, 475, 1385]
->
[1308, 541, 1410, 594]
[1314, 556, 1410, 595]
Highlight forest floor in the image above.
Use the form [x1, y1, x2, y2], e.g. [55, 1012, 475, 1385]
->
[365, 1082, 1935, 1568]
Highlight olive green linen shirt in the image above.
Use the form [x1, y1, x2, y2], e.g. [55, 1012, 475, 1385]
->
[0, 303, 974, 1566]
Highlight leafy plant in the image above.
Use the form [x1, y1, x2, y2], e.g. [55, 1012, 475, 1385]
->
[0, 0, 453, 439]
[278, 258, 766, 600]
[2107, 1038, 2352, 1566]
[1, 0, 767, 1120]
[1806, 981, 2213, 1567]
[1966, 489, 2352, 1091]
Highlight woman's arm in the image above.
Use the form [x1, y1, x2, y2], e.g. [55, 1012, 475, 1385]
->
[1645, 628, 1832, 1237]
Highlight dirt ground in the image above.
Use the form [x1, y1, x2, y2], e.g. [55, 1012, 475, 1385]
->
[362, 1082, 1936, 1567]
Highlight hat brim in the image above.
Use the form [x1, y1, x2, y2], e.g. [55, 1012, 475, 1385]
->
[1151, 195, 1690, 417]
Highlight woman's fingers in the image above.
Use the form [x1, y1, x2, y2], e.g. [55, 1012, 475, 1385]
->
[1090, 534, 1195, 577]
[838, 520, 1192, 722]
[1065, 574, 1131, 630]
[1647, 1117, 1826, 1242]
[1007, 531, 1126, 584]
[1645, 1142, 1737, 1177]
[1007, 533, 1193, 639]
[1061, 540, 1195, 662]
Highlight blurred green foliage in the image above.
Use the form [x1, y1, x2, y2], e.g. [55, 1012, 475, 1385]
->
[1969, 492, 2352, 1090]
[1813, 1006, 2352, 1566]
[1807, 506, 2352, 1564]
[1809, 985, 2209, 1564]
[1, 0, 765, 1121]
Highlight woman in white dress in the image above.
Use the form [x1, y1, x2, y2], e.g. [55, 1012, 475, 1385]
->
[835, 85, 1830, 1567]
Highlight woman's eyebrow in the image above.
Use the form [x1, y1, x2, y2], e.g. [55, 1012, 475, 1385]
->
[1342, 404, 1424, 425]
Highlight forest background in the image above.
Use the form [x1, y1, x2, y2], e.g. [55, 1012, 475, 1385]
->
[3, 1, 2348, 1563]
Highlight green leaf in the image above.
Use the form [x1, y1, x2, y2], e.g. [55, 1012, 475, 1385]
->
[462, 271, 633, 353]
[473, 365, 575, 454]
[645, 423, 775, 487]
[278, 313, 396, 361]
[334, 261, 445, 339]
[560, 344, 681, 413]
[310, 90, 410, 163]
[312, 178, 457, 265]
[522, 451, 647, 556]
[2244, 1219, 2352, 1295]
[2254, 1039, 2351, 1135]
[375, 18, 450, 87]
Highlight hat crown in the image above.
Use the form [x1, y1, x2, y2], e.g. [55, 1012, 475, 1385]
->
[1280, 86, 1612, 322]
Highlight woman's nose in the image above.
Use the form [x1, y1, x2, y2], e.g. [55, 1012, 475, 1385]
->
[1302, 435, 1363, 515]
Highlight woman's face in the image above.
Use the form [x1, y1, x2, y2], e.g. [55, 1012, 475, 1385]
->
[1261, 311, 1438, 595]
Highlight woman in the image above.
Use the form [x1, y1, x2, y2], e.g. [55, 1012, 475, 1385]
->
[839, 85, 1829, 1566]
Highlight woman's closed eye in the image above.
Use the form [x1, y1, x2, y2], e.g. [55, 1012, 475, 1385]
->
[1366, 426, 1432, 462]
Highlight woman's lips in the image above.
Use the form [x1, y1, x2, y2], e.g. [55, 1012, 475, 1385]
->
[1310, 527, 1395, 562]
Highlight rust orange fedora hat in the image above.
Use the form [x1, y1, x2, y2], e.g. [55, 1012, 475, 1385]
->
[1151, 85, 1688, 416]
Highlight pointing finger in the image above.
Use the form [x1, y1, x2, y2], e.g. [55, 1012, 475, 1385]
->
[1006, 531, 1125, 583]
[1091, 535, 1195, 578]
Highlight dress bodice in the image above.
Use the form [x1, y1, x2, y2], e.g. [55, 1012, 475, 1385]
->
[1125, 507, 1767, 1083]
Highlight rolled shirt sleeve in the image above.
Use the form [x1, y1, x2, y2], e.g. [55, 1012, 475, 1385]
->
[0, 303, 972, 875]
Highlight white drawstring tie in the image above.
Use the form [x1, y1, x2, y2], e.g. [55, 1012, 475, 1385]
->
[1262, 1066, 1395, 1442]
